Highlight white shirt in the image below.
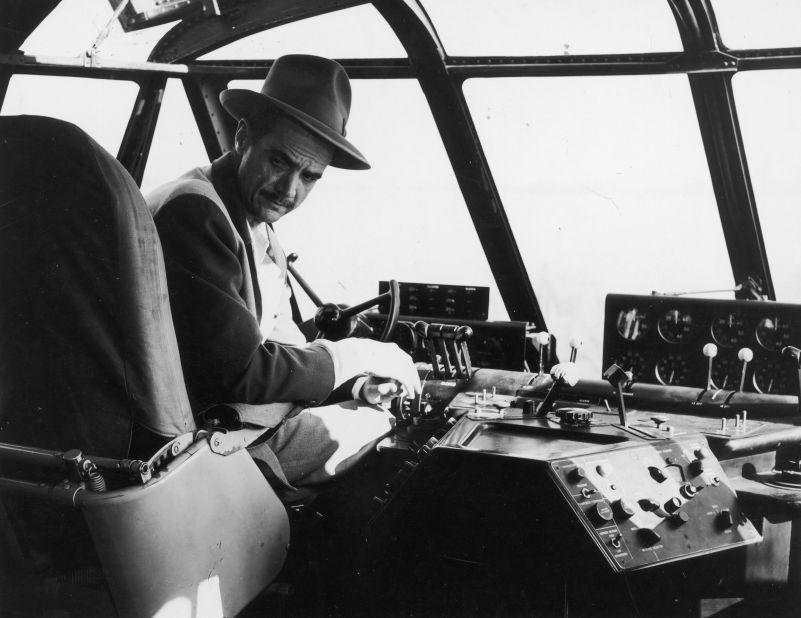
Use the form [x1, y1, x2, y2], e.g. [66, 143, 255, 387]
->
[249, 223, 368, 399]
[249, 222, 307, 346]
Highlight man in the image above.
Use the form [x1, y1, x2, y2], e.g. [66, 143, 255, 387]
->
[147, 54, 419, 487]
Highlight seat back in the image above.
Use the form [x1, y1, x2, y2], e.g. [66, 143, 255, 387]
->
[0, 116, 288, 616]
[0, 115, 195, 456]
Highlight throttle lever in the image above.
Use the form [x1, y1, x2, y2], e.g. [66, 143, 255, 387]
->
[456, 325, 474, 378]
[537, 362, 579, 417]
[441, 325, 465, 378]
[415, 321, 440, 378]
[428, 324, 453, 378]
[603, 364, 633, 427]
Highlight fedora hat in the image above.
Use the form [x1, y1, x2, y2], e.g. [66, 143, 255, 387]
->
[220, 54, 369, 170]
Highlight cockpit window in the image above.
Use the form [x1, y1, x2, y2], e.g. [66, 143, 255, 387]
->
[420, 0, 681, 56]
[1, 75, 138, 155]
[713, 0, 801, 50]
[140, 79, 208, 194]
[18, 0, 174, 60]
[732, 69, 801, 303]
[464, 74, 731, 376]
[224, 78, 507, 321]
[198, 5, 406, 60]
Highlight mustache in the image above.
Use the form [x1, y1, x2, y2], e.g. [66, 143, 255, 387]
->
[260, 189, 295, 210]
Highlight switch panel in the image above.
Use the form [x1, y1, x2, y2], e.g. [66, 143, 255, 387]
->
[549, 435, 761, 571]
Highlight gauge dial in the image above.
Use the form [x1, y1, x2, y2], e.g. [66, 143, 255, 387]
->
[755, 317, 792, 351]
[753, 360, 794, 395]
[612, 350, 650, 383]
[616, 308, 649, 341]
[657, 309, 694, 344]
[711, 354, 742, 391]
[655, 354, 691, 386]
[711, 313, 748, 348]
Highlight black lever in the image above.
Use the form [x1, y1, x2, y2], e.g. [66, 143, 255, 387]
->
[782, 346, 801, 414]
[537, 363, 580, 417]
[603, 364, 633, 427]
[286, 253, 324, 307]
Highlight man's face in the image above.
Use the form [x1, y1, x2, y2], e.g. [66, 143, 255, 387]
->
[234, 115, 334, 226]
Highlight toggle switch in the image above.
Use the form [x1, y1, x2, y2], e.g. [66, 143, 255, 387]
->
[717, 509, 735, 529]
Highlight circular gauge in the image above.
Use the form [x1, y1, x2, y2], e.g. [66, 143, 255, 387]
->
[655, 354, 691, 386]
[711, 354, 742, 391]
[755, 317, 792, 351]
[616, 308, 649, 341]
[612, 350, 650, 383]
[657, 309, 694, 344]
[711, 313, 748, 348]
[753, 361, 794, 395]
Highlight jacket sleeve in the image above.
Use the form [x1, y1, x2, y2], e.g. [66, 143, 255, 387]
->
[152, 193, 336, 411]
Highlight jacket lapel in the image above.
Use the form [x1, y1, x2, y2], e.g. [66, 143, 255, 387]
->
[209, 153, 263, 321]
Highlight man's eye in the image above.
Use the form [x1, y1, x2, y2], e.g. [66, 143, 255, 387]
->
[270, 156, 286, 168]
[302, 174, 318, 183]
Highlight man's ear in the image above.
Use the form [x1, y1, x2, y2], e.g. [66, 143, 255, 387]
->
[233, 118, 249, 156]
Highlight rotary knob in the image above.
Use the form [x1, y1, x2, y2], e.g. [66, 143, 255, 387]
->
[639, 528, 662, 547]
[664, 497, 682, 514]
[569, 466, 586, 482]
[613, 498, 636, 519]
[648, 466, 668, 483]
[680, 483, 700, 500]
[587, 502, 614, 526]
[689, 459, 705, 476]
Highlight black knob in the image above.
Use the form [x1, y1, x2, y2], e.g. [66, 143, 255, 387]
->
[649, 466, 668, 483]
[523, 399, 536, 415]
[664, 497, 682, 514]
[639, 528, 662, 547]
[680, 483, 699, 499]
[689, 459, 705, 476]
[569, 466, 586, 482]
[587, 502, 614, 526]
[717, 509, 735, 529]
[673, 510, 690, 525]
[613, 499, 636, 519]
[639, 498, 661, 512]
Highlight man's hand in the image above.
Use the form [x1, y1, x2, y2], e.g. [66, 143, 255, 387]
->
[360, 377, 404, 405]
[314, 338, 421, 397]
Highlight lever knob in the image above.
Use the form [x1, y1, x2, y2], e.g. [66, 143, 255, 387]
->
[738, 347, 753, 391]
[703, 343, 718, 358]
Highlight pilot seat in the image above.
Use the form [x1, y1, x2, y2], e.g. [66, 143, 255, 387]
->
[0, 115, 289, 617]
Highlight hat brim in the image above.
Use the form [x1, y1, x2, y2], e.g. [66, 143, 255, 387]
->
[220, 89, 370, 171]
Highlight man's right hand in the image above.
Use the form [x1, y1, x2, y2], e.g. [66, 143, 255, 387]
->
[314, 338, 421, 397]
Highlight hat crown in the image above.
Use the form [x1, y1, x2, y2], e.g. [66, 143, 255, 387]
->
[260, 54, 351, 137]
[219, 54, 369, 169]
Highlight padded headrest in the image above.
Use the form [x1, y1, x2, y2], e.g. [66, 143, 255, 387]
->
[0, 115, 194, 458]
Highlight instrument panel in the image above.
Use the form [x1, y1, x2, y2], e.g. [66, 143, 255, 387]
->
[603, 294, 801, 395]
